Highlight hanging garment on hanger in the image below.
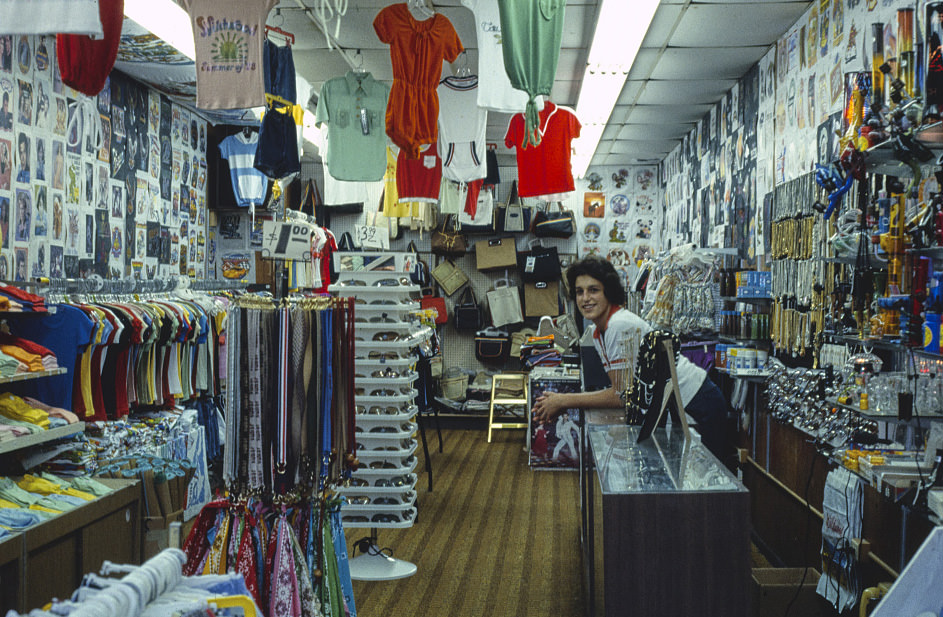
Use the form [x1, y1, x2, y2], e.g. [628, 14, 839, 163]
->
[263, 39, 297, 104]
[0, 0, 102, 36]
[316, 71, 390, 182]
[437, 75, 487, 182]
[396, 143, 441, 203]
[460, 0, 532, 113]
[374, 2, 463, 159]
[55, 0, 123, 95]
[220, 130, 269, 208]
[497, 0, 565, 147]
[254, 103, 301, 180]
[505, 101, 580, 199]
[179, 0, 278, 110]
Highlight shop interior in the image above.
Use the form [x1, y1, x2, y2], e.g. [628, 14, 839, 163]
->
[0, 0, 941, 616]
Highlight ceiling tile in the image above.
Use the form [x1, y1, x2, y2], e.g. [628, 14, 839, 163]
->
[651, 46, 768, 80]
[626, 104, 713, 124]
[617, 123, 694, 141]
[616, 81, 646, 106]
[670, 3, 811, 48]
[636, 79, 737, 105]
[625, 48, 661, 81]
[640, 4, 684, 49]
[609, 140, 676, 155]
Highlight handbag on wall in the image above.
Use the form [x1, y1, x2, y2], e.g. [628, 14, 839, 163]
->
[532, 201, 576, 238]
[475, 237, 517, 271]
[439, 368, 469, 401]
[501, 202, 527, 233]
[517, 240, 561, 283]
[420, 288, 448, 325]
[458, 187, 496, 234]
[431, 260, 469, 296]
[453, 286, 483, 331]
[486, 274, 524, 328]
[475, 327, 511, 364]
[336, 232, 363, 271]
[523, 280, 561, 318]
[431, 215, 468, 257]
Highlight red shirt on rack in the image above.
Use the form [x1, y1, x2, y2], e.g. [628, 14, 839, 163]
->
[505, 102, 581, 198]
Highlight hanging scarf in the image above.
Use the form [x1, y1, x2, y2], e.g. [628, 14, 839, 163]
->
[202, 509, 231, 575]
[270, 514, 302, 617]
[329, 504, 356, 617]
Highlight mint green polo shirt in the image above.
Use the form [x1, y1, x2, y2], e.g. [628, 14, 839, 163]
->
[315, 71, 390, 182]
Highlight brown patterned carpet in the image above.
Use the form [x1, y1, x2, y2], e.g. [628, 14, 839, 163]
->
[345, 428, 585, 617]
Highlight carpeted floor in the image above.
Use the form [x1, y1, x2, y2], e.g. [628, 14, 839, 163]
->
[345, 428, 585, 617]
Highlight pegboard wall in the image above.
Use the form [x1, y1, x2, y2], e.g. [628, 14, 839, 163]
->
[302, 160, 580, 373]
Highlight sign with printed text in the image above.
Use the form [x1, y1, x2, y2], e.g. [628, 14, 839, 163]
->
[353, 224, 390, 250]
[260, 221, 312, 261]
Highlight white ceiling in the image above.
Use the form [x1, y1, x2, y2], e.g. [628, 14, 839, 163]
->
[250, 0, 814, 168]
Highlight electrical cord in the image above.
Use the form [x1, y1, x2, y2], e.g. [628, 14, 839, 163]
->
[783, 451, 817, 617]
[353, 536, 393, 558]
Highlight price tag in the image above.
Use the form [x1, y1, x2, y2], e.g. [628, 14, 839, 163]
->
[353, 224, 390, 250]
[260, 221, 313, 260]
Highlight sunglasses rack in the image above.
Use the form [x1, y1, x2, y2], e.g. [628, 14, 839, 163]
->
[331, 264, 434, 580]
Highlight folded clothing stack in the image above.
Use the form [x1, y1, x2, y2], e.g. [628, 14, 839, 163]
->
[520, 335, 563, 368]
[0, 333, 58, 374]
[0, 285, 47, 313]
[0, 393, 79, 436]
[0, 473, 112, 533]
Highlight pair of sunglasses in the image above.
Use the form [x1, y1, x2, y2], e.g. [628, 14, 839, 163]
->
[375, 475, 410, 487]
[368, 351, 401, 360]
[372, 513, 400, 523]
[346, 496, 370, 505]
[373, 277, 410, 287]
[366, 406, 401, 415]
[342, 515, 369, 523]
[372, 331, 402, 342]
[336, 279, 366, 287]
[371, 368, 401, 378]
[369, 461, 398, 469]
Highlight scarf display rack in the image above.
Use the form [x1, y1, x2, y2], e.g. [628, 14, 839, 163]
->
[328, 251, 434, 581]
[188, 293, 359, 616]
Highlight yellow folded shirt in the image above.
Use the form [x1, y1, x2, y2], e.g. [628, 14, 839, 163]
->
[0, 497, 21, 509]
[18, 475, 95, 501]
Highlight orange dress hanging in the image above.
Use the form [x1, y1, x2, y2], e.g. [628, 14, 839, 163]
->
[374, 3, 463, 159]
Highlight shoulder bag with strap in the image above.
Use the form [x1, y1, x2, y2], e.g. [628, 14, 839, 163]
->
[453, 285, 483, 331]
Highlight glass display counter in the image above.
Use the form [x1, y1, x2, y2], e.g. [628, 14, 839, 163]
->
[581, 421, 751, 617]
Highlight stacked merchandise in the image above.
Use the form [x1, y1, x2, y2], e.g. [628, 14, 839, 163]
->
[0, 285, 48, 314]
[520, 335, 563, 368]
[329, 257, 432, 533]
[0, 333, 58, 376]
[184, 295, 358, 617]
[0, 393, 77, 444]
[0, 472, 114, 539]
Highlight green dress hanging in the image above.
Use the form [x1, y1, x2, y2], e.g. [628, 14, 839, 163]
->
[497, 0, 566, 148]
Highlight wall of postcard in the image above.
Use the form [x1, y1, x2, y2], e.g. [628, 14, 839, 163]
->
[0, 33, 207, 282]
[575, 164, 662, 291]
[661, 0, 942, 265]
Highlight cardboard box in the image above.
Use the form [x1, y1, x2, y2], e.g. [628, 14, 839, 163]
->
[143, 509, 184, 560]
[752, 568, 833, 617]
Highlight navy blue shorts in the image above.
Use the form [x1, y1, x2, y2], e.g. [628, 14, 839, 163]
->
[254, 105, 300, 179]
[263, 40, 297, 103]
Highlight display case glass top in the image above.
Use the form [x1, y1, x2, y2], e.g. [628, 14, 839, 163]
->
[588, 425, 744, 495]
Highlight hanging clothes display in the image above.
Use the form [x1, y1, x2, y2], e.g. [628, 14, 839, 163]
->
[497, 0, 566, 147]
[373, 3, 463, 159]
[460, 0, 531, 113]
[220, 130, 269, 209]
[396, 143, 441, 204]
[55, 0, 124, 96]
[316, 71, 390, 182]
[180, 0, 277, 110]
[0, 0, 102, 37]
[505, 101, 580, 199]
[436, 74, 487, 182]
[255, 38, 302, 180]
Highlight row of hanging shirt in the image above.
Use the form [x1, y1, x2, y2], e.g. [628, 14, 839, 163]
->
[14, 290, 232, 422]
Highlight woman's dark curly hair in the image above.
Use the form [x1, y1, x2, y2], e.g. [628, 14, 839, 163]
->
[565, 256, 626, 306]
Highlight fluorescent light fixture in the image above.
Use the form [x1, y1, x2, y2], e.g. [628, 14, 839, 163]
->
[124, 0, 196, 60]
[572, 0, 660, 179]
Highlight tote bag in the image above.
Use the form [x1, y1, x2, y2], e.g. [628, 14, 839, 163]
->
[486, 274, 524, 327]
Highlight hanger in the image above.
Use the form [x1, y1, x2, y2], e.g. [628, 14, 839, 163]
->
[407, 0, 434, 20]
[266, 10, 295, 46]
[455, 50, 472, 77]
[242, 126, 254, 139]
[353, 49, 366, 74]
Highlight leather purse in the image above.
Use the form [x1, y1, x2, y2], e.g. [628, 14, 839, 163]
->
[431, 215, 467, 257]
[475, 327, 511, 364]
[532, 202, 576, 238]
[431, 260, 469, 296]
[453, 286, 483, 331]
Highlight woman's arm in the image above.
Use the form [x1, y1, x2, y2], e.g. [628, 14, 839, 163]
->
[532, 369, 624, 423]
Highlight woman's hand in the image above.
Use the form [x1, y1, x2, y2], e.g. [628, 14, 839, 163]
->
[531, 392, 567, 424]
